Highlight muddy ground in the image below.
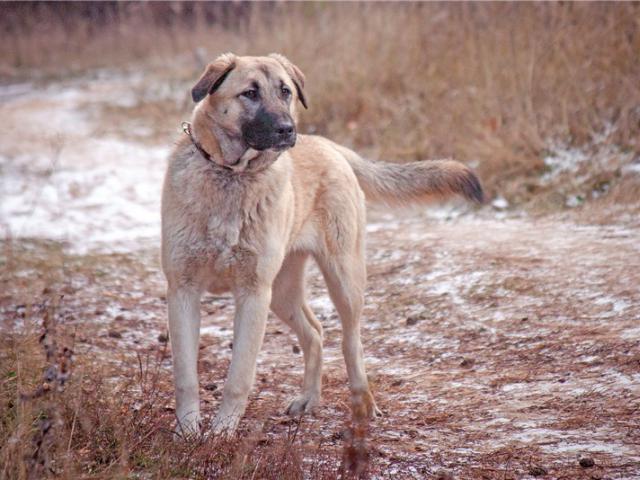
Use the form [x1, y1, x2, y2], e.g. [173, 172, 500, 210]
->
[1, 72, 639, 479]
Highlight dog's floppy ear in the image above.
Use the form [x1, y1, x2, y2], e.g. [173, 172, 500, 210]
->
[269, 53, 308, 109]
[191, 53, 236, 103]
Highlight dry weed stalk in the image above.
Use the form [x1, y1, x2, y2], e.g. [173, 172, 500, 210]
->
[0, 294, 74, 479]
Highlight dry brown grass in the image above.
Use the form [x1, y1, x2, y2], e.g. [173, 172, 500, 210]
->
[1, 2, 639, 205]
[0, 319, 337, 479]
[0, 240, 366, 479]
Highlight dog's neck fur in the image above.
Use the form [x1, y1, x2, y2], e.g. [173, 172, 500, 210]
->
[191, 105, 280, 173]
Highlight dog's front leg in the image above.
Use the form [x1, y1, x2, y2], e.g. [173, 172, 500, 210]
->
[212, 287, 271, 434]
[167, 286, 202, 437]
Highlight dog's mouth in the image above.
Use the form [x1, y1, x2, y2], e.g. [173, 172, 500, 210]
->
[225, 139, 295, 170]
[271, 138, 297, 151]
[246, 137, 296, 152]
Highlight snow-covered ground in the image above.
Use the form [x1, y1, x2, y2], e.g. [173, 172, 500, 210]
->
[0, 74, 175, 253]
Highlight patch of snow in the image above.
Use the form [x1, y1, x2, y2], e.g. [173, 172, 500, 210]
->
[200, 324, 233, 338]
[544, 439, 640, 457]
[422, 201, 468, 221]
[594, 296, 629, 314]
[602, 370, 640, 391]
[620, 326, 640, 340]
[366, 221, 402, 233]
[621, 161, 640, 175]
[491, 196, 509, 210]
[542, 147, 588, 182]
[0, 79, 170, 253]
[565, 194, 585, 208]
[307, 294, 335, 317]
[418, 266, 486, 308]
[0, 82, 34, 100]
[508, 427, 560, 443]
[0, 141, 168, 253]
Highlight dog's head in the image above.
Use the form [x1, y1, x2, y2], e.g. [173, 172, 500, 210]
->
[191, 53, 307, 153]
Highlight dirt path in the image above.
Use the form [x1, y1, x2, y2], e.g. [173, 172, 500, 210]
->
[7, 212, 634, 479]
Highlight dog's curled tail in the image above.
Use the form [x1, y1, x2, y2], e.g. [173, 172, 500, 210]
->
[338, 147, 484, 206]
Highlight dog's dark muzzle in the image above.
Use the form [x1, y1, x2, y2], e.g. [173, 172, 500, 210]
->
[242, 108, 296, 151]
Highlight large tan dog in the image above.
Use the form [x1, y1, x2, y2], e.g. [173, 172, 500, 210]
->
[161, 53, 483, 435]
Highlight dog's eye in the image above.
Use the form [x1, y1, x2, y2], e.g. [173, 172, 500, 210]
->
[281, 86, 291, 98]
[241, 89, 258, 100]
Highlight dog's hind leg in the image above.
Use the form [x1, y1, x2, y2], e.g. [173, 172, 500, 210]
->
[271, 252, 324, 416]
[315, 251, 382, 419]
[167, 285, 202, 436]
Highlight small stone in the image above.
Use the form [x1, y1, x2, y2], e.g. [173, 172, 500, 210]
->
[108, 330, 122, 339]
[579, 457, 595, 468]
[157, 333, 169, 344]
[292, 345, 301, 354]
[406, 315, 421, 326]
[528, 465, 548, 477]
[114, 314, 125, 322]
[460, 358, 474, 367]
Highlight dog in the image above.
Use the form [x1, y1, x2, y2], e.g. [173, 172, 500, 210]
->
[161, 53, 483, 435]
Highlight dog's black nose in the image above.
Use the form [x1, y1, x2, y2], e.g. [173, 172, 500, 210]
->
[276, 120, 295, 137]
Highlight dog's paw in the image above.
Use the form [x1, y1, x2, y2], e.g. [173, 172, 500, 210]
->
[285, 394, 320, 416]
[173, 415, 202, 441]
[351, 389, 382, 420]
[211, 413, 240, 436]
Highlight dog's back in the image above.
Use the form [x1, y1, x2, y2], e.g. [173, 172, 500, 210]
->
[291, 134, 484, 207]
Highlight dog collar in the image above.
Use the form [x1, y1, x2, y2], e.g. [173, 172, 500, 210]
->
[181, 121, 234, 171]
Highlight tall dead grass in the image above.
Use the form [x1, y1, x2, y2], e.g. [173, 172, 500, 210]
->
[0, 294, 343, 479]
[2, 2, 639, 202]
